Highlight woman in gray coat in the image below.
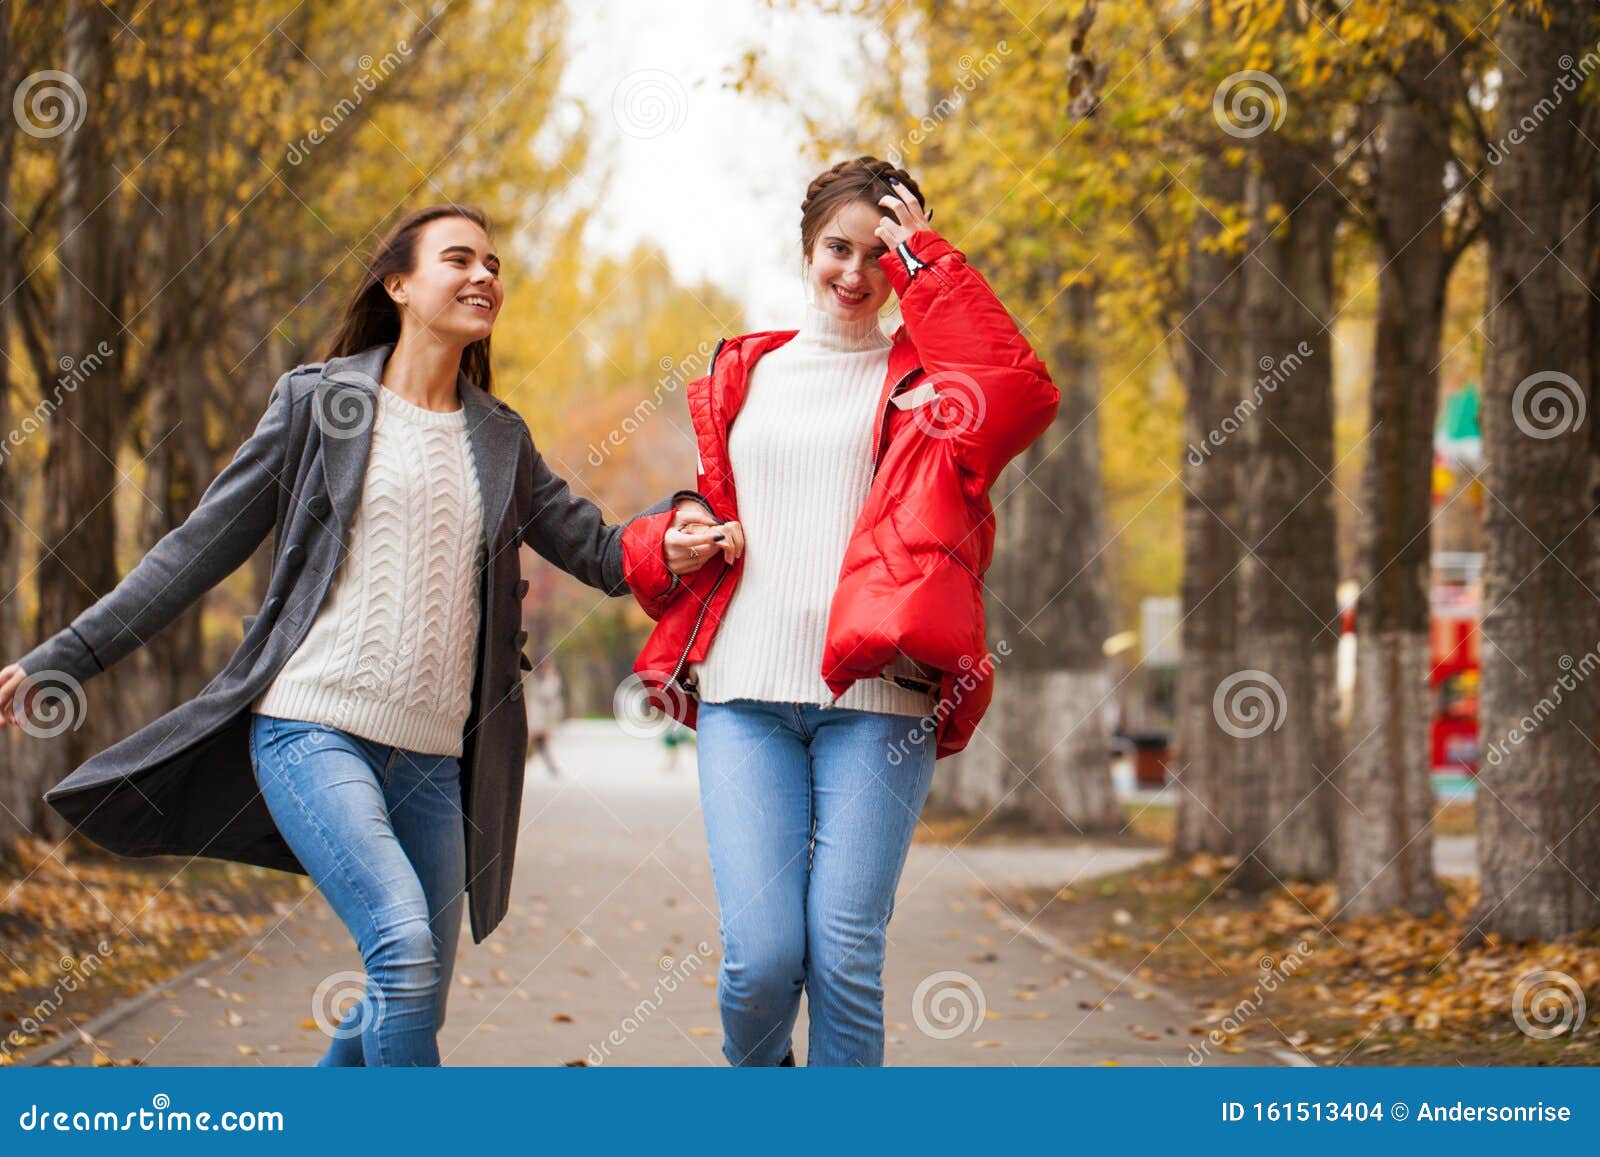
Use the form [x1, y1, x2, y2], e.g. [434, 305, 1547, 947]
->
[0, 204, 740, 1066]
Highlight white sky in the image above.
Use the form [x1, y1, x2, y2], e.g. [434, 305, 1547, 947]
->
[559, 0, 878, 329]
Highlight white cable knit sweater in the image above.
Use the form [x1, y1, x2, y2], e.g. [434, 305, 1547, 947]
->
[253, 384, 484, 756]
[692, 302, 935, 717]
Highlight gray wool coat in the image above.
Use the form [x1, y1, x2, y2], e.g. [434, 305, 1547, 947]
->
[17, 343, 685, 944]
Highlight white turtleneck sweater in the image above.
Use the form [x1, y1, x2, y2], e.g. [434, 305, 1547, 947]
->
[691, 302, 936, 717]
[253, 384, 485, 756]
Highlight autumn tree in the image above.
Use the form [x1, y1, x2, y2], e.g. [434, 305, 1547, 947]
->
[0, 0, 635, 837]
[1473, 0, 1600, 940]
[1333, 1, 1493, 918]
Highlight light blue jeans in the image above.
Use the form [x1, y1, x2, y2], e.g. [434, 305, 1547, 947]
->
[248, 713, 466, 1067]
[695, 699, 937, 1066]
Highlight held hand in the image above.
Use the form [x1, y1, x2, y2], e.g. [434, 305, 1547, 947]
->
[664, 501, 745, 575]
[874, 178, 933, 250]
[0, 663, 34, 729]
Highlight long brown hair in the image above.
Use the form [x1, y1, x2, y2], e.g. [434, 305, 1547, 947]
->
[324, 204, 495, 394]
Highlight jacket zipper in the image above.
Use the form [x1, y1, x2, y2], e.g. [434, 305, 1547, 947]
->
[667, 566, 729, 689]
[663, 349, 729, 692]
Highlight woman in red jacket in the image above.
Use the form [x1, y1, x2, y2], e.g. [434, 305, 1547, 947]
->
[623, 156, 1059, 1066]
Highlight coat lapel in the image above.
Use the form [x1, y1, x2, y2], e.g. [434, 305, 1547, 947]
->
[317, 344, 388, 534]
[457, 378, 521, 546]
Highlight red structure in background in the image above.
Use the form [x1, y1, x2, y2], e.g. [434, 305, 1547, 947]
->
[1429, 586, 1481, 775]
[1337, 561, 1482, 777]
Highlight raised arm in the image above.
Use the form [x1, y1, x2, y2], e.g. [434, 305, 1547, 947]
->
[6, 370, 295, 697]
[875, 183, 1060, 496]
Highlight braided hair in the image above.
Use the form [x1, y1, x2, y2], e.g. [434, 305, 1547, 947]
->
[799, 155, 928, 259]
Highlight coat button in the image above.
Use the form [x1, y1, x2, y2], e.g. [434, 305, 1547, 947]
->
[515, 578, 530, 598]
[308, 494, 331, 518]
[283, 544, 305, 569]
[513, 629, 528, 648]
[264, 596, 283, 617]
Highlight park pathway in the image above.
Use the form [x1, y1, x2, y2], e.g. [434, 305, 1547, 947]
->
[37, 722, 1293, 1068]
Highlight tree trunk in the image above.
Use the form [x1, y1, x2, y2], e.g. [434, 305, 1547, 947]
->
[29, 0, 125, 836]
[138, 186, 215, 715]
[987, 282, 1120, 833]
[0, 1, 23, 850]
[1337, 56, 1451, 919]
[241, 294, 296, 610]
[1173, 154, 1247, 858]
[1234, 130, 1342, 887]
[138, 365, 209, 713]
[1474, 1, 1600, 940]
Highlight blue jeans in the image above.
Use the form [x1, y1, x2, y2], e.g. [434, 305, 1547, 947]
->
[695, 699, 937, 1066]
[248, 713, 466, 1067]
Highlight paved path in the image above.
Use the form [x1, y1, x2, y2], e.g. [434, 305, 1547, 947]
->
[40, 723, 1289, 1067]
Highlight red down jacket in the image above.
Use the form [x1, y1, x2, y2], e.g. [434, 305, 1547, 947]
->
[617, 228, 1059, 758]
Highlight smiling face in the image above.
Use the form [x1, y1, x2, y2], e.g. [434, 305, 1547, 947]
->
[807, 201, 893, 323]
[386, 215, 503, 346]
